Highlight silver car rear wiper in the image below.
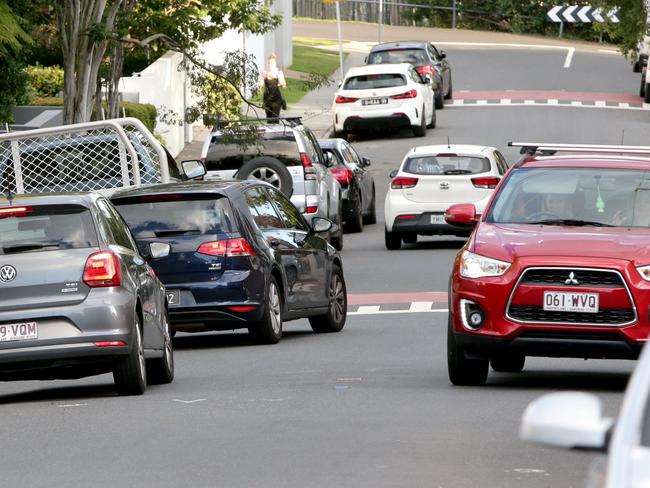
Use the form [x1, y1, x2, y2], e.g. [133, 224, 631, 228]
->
[2, 242, 61, 254]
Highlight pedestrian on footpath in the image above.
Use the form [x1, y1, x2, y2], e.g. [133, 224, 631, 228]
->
[259, 53, 287, 123]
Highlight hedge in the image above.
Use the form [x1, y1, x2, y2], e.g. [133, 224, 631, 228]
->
[25, 65, 64, 97]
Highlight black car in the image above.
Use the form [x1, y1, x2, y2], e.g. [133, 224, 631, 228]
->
[318, 138, 377, 232]
[111, 180, 347, 344]
[366, 41, 452, 109]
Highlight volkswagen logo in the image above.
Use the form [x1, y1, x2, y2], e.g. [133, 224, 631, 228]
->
[0, 265, 16, 283]
[440, 182, 450, 190]
[564, 272, 579, 286]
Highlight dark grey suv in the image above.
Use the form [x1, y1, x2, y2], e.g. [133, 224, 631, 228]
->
[0, 193, 173, 395]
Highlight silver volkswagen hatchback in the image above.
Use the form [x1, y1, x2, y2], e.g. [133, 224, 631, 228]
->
[0, 193, 173, 395]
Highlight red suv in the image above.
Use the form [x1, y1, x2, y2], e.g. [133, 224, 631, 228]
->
[445, 143, 650, 385]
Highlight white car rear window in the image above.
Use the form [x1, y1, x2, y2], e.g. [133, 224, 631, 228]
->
[403, 156, 490, 175]
[343, 74, 406, 90]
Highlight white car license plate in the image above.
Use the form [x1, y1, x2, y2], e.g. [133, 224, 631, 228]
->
[166, 289, 181, 307]
[431, 214, 445, 224]
[362, 98, 388, 106]
[543, 292, 599, 313]
[0, 322, 37, 342]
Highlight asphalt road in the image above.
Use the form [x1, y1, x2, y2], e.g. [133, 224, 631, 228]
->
[1, 38, 647, 488]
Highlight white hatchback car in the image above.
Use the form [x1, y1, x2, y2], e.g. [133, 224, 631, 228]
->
[384, 144, 508, 250]
[332, 63, 435, 140]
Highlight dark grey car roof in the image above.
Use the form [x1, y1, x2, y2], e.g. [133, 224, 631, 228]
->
[317, 138, 345, 150]
[110, 180, 262, 200]
[370, 41, 430, 52]
[0, 192, 102, 207]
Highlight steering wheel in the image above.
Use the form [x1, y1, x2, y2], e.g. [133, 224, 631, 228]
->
[526, 211, 561, 222]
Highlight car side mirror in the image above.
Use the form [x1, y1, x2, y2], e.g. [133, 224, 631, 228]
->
[362, 157, 371, 167]
[520, 392, 613, 451]
[311, 217, 333, 234]
[149, 242, 171, 259]
[444, 203, 477, 225]
[389, 169, 398, 178]
[423, 74, 433, 84]
[440, 50, 447, 59]
[324, 152, 335, 166]
[181, 159, 206, 180]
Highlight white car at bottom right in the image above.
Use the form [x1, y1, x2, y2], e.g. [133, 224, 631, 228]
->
[384, 144, 509, 250]
[521, 342, 650, 487]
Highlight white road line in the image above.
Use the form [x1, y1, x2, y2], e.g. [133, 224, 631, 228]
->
[409, 301, 434, 312]
[595, 100, 607, 107]
[619, 102, 630, 108]
[172, 399, 206, 404]
[356, 305, 380, 313]
[523, 100, 535, 105]
[500, 98, 511, 104]
[452, 99, 464, 105]
[350, 308, 448, 316]
[57, 403, 88, 408]
[476, 100, 488, 105]
[548, 99, 559, 105]
[445, 103, 649, 111]
[571, 100, 583, 106]
[564, 47, 575, 68]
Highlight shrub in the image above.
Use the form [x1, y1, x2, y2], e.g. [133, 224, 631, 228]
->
[121, 102, 157, 133]
[26, 64, 64, 97]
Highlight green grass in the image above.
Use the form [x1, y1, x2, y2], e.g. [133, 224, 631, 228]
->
[292, 36, 341, 47]
[289, 44, 342, 77]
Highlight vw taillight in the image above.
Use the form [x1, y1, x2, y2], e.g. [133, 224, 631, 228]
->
[391, 176, 418, 189]
[391, 89, 418, 100]
[197, 239, 255, 257]
[300, 152, 317, 181]
[83, 251, 121, 287]
[335, 95, 358, 104]
[330, 167, 354, 185]
[471, 176, 500, 189]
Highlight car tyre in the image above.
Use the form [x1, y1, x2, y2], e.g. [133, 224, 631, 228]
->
[113, 316, 147, 396]
[385, 228, 402, 250]
[426, 106, 436, 129]
[447, 320, 488, 386]
[641, 74, 646, 97]
[330, 200, 344, 250]
[363, 185, 377, 225]
[634, 60, 642, 73]
[346, 193, 363, 233]
[146, 311, 174, 385]
[435, 89, 445, 109]
[412, 109, 426, 137]
[309, 264, 347, 333]
[645, 82, 650, 104]
[490, 355, 525, 373]
[445, 76, 453, 100]
[248, 276, 283, 344]
[237, 156, 293, 197]
[402, 234, 417, 244]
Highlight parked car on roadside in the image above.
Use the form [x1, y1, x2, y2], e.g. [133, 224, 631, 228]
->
[384, 144, 508, 249]
[520, 338, 650, 487]
[111, 180, 348, 344]
[318, 138, 377, 232]
[446, 142, 650, 386]
[633, 35, 649, 72]
[0, 192, 173, 395]
[333, 63, 435, 140]
[199, 119, 344, 250]
[366, 40, 452, 109]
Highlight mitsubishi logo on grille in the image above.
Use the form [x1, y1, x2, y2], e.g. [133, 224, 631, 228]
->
[564, 272, 579, 286]
[0, 265, 16, 283]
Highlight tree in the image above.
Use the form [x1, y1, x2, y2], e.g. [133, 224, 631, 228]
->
[0, 1, 31, 124]
[596, 0, 647, 58]
[0, 1, 30, 56]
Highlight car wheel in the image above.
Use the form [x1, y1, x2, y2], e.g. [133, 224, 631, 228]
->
[330, 200, 344, 250]
[426, 105, 436, 129]
[490, 355, 525, 373]
[634, 60, 641, 73]
[645, 82, 650, 104]
[113, 315, 147, 396]
[435, 89, 444, 109]
[237, 156, 293, 197]
[146, 311, 174, 385]
[384, 227, 402, 250]
[641, 74, 647, 98]
[445, 76, 453, 100]
[412, 109, 426, 137]
[402, 234, 417, 244]
[346, 193, 363, 233]
[447, 318, 488, 386]
[309, 264, 347, 333]
[248, 275, 283, 344]
[363, 185, 377, 225]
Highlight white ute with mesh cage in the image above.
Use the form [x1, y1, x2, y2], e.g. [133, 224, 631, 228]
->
[384, 144, 509, 250]
[0, 117, 204, 197]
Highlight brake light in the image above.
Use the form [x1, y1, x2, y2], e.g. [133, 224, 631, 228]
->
[94, 341, 126, 347]
[330, 167, 354, 185]
[306, 206, 319, 214]
[416, 65, 436, 76]
[0, 206, 32, 219]
[391, 176, 418, 189]
[300, 152, 317, 181]
[436, 153, 458, 157]
[471, 176, 500, 189]
[397, 214, 418, 219]
[227, 305, 257, 313]
[391, 90, 418, 100]
[139, 194, 183, 202]
[197, 239, 255, 257]
[335, 95, 359, 104]
[83, 251, 121, 287]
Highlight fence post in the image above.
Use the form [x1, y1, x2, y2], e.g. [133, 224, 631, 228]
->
[378, 0, 383, 42]
[452, 0, 457, 28]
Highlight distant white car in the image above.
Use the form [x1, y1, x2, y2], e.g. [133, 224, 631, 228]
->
[332, 63, 435, 140]
[383, 144, 508, 250]
[520, 339, 650, 488]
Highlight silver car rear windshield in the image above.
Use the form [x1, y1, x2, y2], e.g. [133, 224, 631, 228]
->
[488, 168, 650, 227]
[114, 196, 235, 238]
[343, 74, 406, 90]
[403, 156, 490, 175]
[0, 205, 98, 255]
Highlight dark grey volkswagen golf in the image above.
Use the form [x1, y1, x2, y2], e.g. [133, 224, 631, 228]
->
[0, 193, 173, 395]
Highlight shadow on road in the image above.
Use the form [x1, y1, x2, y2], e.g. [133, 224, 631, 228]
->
[172, 329, 315, 351]
[400, 239, 466, 251]
[485, 369, 631, 392]
[0, 382, 116, 404]
[348, 128, 419, 142]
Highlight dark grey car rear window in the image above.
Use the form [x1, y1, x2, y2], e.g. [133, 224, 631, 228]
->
[368, 49, 427, 65]
[404, 156, 491, 175]
[343, 74, 406, 90]
[114, 196, 235, 238]
[0, 204, 98, 255]
[206, 133, 300, 171]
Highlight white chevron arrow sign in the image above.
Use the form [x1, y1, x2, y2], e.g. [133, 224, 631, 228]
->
[547, 5, 620, 23]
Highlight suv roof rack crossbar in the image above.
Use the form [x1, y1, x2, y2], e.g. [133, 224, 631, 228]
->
[509, 142, 650, 156]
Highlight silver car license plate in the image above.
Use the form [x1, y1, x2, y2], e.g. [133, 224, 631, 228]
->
[0, 322, 37, 342]
[166, 289, 181, 307]
[543, 292, 599, 313]
[431, 214, 445, 224]
[362, 98, 388, 106]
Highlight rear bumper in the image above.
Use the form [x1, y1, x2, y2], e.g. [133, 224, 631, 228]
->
[338, 114, 413, 132]
[390, 213, 473, 237]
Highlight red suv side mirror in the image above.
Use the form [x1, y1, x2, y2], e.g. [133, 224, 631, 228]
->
[444, 204, 477, 225]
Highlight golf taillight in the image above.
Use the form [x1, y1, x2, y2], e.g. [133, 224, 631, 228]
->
[0, 206, 32, 219]
[471, 176, 500, 189]
[197, 238, 255, 257]
[83, 251, 121, 287]
[300, 152, 317, 180]
[330, 167, 354, 185]
[335, 95, 358, 104]
[391, 89, 418, 100]
[416, 65, 435, 76]
[391, 176, 418, 189]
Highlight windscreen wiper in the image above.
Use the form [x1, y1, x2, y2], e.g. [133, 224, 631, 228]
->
[528, 219, 614, 227]
[154, 229, 202, 237]
[2, 242, 61, 253]
[443, 169, 472, 175]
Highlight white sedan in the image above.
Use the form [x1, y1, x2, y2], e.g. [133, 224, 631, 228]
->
[384, 144, 508, 250]
[332, 63, 435, 140]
